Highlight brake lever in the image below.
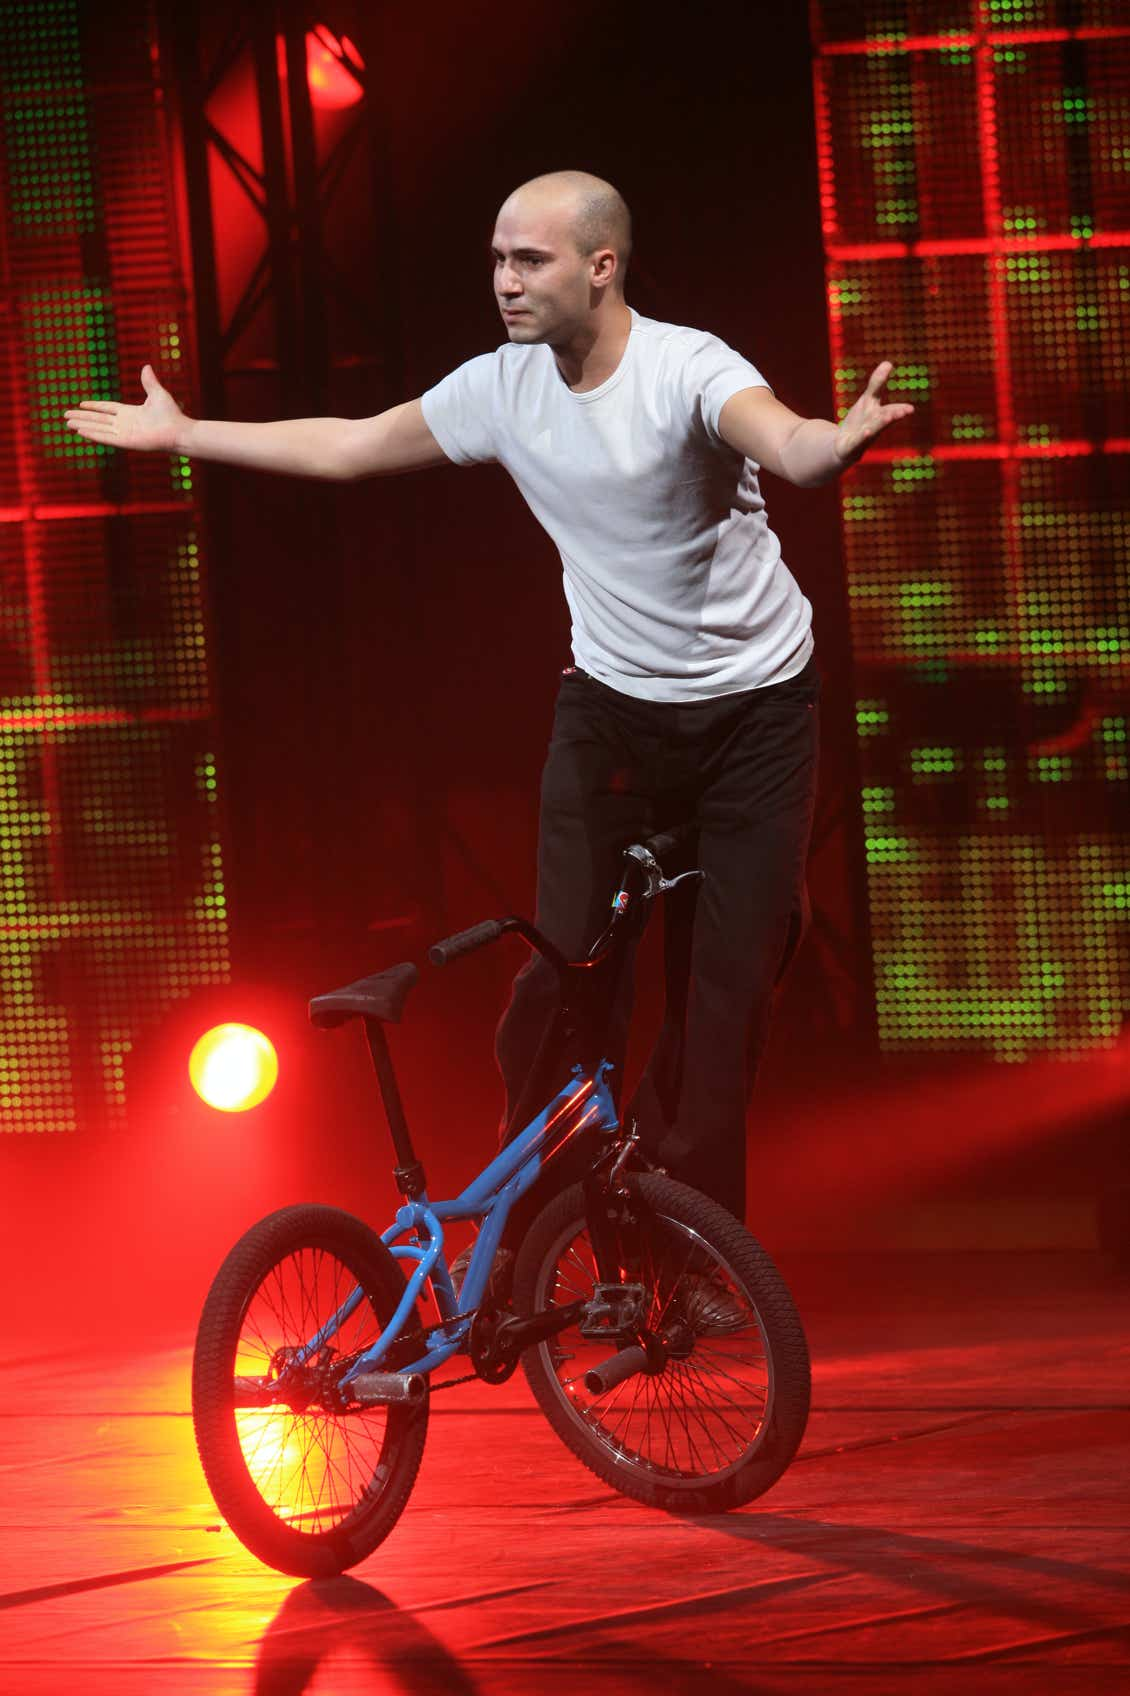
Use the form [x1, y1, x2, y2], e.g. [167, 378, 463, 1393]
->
[657, 869, 705, 896]
[623, 844, 705, 902]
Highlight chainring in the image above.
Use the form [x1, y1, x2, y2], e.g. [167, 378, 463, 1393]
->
[468, 1304, 520, 1384]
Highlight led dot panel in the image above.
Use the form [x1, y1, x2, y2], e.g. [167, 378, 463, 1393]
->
[867, 834, 1126, 1060]
[817, 2, 1130, 41]
[813, 1, 1130, 1058]
[0, 1, 229, 1130]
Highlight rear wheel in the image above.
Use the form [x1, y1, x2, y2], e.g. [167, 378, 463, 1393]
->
[514, 1174, 810, 1513]
[192, 1204, 428, 1575]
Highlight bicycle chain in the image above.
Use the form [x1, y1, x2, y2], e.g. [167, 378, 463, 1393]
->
[426, 1371, 480, 1393]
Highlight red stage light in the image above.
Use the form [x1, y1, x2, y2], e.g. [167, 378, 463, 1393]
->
[306, 27, 364, 110]
[189, 1024, 279, 1113]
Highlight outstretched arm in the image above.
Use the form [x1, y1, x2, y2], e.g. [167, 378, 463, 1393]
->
[718, 360, 915, 488]
[63, 364, 451, 480]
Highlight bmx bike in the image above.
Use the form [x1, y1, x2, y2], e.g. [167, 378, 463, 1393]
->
[191, 831, 811, 1576]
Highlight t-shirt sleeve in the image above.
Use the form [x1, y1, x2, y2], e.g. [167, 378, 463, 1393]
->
[419, 352, 500, 466]
[681, 332, 773, 449]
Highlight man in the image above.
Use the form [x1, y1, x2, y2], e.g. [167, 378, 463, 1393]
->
[65, 169, 913, 1219]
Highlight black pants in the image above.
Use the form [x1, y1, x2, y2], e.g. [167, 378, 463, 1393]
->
[495, 655, 820, 1221]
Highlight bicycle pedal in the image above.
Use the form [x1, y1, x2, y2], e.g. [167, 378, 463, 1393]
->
[580, 1281, 646, 1338]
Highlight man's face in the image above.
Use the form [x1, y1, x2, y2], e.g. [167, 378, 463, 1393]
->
[490, 194, 592, 345]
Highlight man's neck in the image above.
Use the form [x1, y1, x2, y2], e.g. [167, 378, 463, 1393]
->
[552, 301, 633, 393]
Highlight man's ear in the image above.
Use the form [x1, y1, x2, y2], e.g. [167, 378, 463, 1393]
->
[590, 248, 618, 293]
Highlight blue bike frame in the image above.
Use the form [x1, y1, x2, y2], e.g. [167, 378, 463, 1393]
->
[291, 1061, 618, 1386]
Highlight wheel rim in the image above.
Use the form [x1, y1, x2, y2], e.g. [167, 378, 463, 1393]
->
[533, 1210, 774, 1484]
[231, 1245, 394, 1536]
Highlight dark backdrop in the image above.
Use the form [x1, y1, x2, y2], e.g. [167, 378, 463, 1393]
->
[188, 0, 865, 1236]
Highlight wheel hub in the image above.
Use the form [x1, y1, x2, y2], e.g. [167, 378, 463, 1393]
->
[268, 1345, 345, 1412]
[660, 1320, 695, 1360]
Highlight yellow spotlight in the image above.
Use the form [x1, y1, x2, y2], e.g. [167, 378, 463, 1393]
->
[189, 1024, 279, 1112]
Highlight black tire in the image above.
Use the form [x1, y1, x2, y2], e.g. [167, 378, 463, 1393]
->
[514, 1173, 810, 1514]
[192, 1204, 428, 1576]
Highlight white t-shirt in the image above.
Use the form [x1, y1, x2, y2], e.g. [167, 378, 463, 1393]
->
[420, 309, 813, 703]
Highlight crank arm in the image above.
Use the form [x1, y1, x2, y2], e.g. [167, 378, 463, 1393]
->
[494, 1299, 587, 1353]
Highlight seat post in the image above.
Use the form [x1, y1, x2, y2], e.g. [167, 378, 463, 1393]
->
[363, 1020, 427, 1199]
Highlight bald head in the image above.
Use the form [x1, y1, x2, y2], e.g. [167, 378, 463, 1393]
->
[502, 171, 632, 294]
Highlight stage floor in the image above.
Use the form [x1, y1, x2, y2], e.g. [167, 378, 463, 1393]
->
[2, 1252, 1127, 1694]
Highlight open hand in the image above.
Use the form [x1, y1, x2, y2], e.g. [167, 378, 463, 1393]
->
[834, 361, 915, 467]
[64, 364, 186, 454]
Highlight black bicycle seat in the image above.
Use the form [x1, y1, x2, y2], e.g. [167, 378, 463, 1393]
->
[308, 962, 419, 1028]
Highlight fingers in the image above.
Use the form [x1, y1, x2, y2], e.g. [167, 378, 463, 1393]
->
[866, 359, 894, 395]
[867, 404, 915, 433]
[140, 362, 161, 394]
[64, 399, 125, 442]
[64, 414, 118, 441]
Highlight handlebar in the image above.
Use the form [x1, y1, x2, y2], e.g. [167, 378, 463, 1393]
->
[427, 919, 507, 967]
[428, 828, 700, 972]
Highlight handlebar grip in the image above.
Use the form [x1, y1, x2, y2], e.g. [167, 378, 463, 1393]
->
[642, 824, 692, 865]
[428, 919, 506, 967]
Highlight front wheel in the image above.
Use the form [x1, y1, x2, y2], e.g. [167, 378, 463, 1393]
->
[514, 1174, 810, 1514]
[192, 1204, 428, 1576]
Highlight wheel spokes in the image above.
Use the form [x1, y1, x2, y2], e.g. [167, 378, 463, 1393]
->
[233, 1246, 390, 1533]
[540, 1214, 772, 1481]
